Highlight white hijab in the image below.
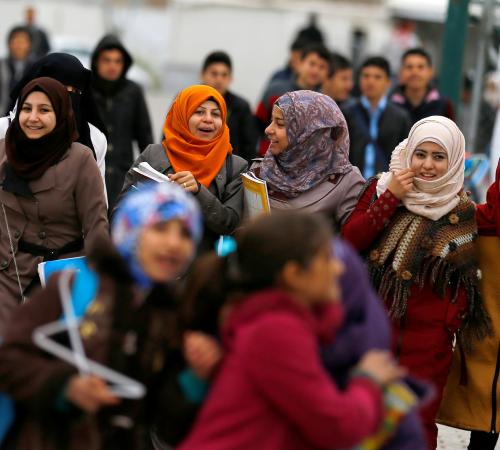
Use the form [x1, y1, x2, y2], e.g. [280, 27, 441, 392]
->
[376, 116, 465, 221]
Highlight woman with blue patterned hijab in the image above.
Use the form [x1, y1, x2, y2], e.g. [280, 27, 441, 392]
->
[0, 181, 205, 450]
[112, 181, 202, 289]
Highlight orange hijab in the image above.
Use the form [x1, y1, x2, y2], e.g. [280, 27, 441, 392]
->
[162, 85, 232, 188]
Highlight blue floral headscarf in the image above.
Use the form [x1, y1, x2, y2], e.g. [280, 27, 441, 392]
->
[111, 182, 202, 288]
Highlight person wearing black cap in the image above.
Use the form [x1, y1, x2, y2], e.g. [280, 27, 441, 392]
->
[91, 34, 153, 209]
[0, 53, 109, 195]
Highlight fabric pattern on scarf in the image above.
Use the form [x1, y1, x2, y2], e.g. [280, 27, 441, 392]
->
[111, 181, 202, 289]
[5, 77, 78, 180]
[162, 85, 232, 188]
[376, 116, 465, 221]
[260, 90, 353, 199]
[366, 189, 489, 349]
[476, 158, 500, 236]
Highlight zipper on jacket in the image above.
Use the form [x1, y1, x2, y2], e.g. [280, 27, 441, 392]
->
[490, 341, 500, 433]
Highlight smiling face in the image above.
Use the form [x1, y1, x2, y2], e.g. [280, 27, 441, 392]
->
[19, 91, 57, 139]
[188, 100, 223, 140]
[136, 219, 195, 283]
[265, 105, 289, 156]
[400, 54, 433, 91]
[410, 141, 449, 181]
[297, 52, 329, 90]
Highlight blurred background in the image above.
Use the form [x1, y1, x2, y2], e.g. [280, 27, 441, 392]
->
[1, 0, 499, 196]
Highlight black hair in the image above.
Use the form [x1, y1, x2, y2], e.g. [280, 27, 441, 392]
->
[360, 56, 391, 78]
[295, 13, 325, 45]
[7, 25, 31, 45]
[327, 52, 352, 78]
[290, 37, 311, 52]
[463, 74, 474, 91]
[202, 51, 232, 72]
[300, 42, 330, 63]
[401, 47, 432, 67]
[181, 212, 333, 331]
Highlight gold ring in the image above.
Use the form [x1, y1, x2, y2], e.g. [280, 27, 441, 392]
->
[183, 182, 187, 188]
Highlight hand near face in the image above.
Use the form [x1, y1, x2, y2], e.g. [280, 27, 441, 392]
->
[65, 375, 120, 413]
[169, 171, 199, 193]
[184, 331, 223, 380]
[387, 168, 415, 200]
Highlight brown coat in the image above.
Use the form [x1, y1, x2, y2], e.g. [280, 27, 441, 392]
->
[0, 266, 189, 450]
[437, 236, 500, 432]
[0, 140, 108, 335]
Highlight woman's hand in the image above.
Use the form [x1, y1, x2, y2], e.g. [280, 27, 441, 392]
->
[184, 331, 223, 380]
[387, 169, 415, 200]
[65, 375, 120, 413]
[356, 350, 407, 386]
[169, 171, 200, 194]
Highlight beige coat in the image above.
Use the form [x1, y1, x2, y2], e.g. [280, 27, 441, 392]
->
[437, 236, 500, 432]
[251, 160, 365, 227]
[0, 140, 108, 335]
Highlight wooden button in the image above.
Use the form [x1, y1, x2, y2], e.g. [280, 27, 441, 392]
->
[401, 270, 413, 281]
[448, 213, 459, 225]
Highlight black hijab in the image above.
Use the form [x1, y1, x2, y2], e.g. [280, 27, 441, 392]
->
[5, 77, 78, 181]
[8, 53, 105, 155]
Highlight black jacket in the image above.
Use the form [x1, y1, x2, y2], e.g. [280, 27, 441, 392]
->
[90, 35, 153, 208]
[224, 91, 258, 162]
[343, 100, 411, 175]
[390, 86, 455, 125]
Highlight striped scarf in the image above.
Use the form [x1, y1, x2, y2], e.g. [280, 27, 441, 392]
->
[367, 190, 490, 349]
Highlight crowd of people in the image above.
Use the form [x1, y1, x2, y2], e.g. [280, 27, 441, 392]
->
[0, 12, 499, 450]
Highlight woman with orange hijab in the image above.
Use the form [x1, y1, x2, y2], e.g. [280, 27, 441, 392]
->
[117, 85, 248, 250]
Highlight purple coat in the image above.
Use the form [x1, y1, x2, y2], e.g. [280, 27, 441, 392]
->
[323, 239, 429, 450]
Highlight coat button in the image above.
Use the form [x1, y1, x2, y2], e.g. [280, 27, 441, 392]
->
[401, 270, 413, 281]
[369, 250, 380, 262]
[108, 144, 114, 152]
[80, 321, 97, 339]
[448, 213, 459, 225]
[0, 260, 8, 269]
[38, 231, 47, 240]
[420, 236, 433, 250]
[13, 231, 20, 239]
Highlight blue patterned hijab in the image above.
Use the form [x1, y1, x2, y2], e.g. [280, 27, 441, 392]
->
[111, 182, 202, 289]
[260, 90, 352, 198]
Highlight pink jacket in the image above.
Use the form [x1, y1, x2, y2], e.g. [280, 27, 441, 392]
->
[179, 289, 384, 450]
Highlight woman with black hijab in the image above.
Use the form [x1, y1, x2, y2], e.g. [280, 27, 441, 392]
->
[0, 77, 108, 335]
[0, 53, 108, 192]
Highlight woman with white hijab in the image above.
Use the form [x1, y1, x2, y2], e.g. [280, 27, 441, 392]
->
[342, 116, 490, 450]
